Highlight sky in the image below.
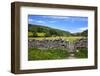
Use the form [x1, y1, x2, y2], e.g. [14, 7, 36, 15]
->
[28, 15, 88, 33]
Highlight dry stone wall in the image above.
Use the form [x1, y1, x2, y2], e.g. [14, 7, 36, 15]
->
[28, 39, 69, 49]
[74, 38, 88, 49]
[28, 38, 87, 52]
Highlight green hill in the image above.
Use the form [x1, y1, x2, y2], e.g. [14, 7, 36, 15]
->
[72, 30, 88, 37]
[81, 30, 88, 36]
[28, 24, 72, 37]
[28, 24, 88, 37]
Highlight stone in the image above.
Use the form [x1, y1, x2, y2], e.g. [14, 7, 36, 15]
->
[28, 38, 87, 53]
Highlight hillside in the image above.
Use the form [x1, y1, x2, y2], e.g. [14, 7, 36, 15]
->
[28, 24, 72, 37]
[72, 30, 88, 37]
[81, 30, 88, 36]
[28, 24, 88, 37]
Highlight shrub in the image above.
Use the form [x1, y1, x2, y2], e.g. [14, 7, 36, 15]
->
[28, 32, 33, 37]
[36, 32, 46, 37]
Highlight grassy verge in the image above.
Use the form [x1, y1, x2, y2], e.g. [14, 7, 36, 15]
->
[28, 48, 69, 60]
[74, 47, 88, 58]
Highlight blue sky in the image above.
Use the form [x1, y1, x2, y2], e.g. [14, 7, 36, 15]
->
[28, 15, 88, 33]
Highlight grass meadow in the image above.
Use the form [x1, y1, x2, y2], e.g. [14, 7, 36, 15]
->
[28, 36, 88, 60]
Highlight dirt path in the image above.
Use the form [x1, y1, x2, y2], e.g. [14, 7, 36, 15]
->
[67, 42, 76, 59]
[67, 53, 76, 59]
[68, 42, 75, 52]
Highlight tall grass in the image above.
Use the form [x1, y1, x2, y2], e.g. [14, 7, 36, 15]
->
[28, 48, 69, 60]
[74, 47, 88, 58]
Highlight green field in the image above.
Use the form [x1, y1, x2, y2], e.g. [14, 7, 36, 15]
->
[28, 36, 87, 60]
[28, 47, 88, 60]
[29, 36, 86, 42]
[28, 48, 69, 60]
[75, 47, 88, 58]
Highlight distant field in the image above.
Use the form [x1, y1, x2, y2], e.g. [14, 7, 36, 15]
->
[28, 36, 86, 42]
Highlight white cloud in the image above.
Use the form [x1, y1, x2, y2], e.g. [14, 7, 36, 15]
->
[75, 17, 88, 21]
[28, 18, 46, 24]
[41, 16, 70, 20]
[50, 16, 70, 19]
[49, 16, 87, 21]
[79, 27, 88, 31]
[36, 20, 46, 24]
[28, 19, 33, 22]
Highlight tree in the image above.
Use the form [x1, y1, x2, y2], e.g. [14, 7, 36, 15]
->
[33, 32, 37, 37]
[28, 32, 33, 37]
